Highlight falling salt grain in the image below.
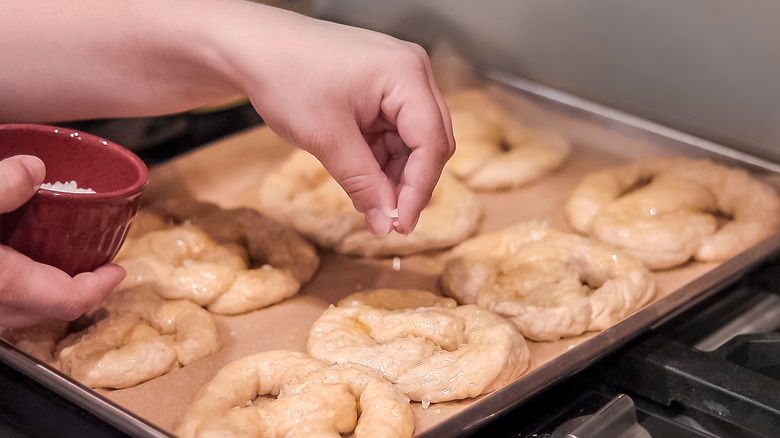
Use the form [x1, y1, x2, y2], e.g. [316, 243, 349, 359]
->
[392, 257, 401, 271]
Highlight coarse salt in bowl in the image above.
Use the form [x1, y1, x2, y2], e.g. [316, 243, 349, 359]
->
[0, 124, 148, 276]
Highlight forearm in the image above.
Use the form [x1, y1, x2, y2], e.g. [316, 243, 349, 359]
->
[0, 0, 277, 122]
[0, 0, 454, 236]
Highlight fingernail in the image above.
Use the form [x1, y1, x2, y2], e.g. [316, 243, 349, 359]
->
[366, 208, 391, 236]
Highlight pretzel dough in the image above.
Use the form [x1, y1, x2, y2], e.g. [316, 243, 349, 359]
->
[440, 223, 656, 341]
[245, 149, 482, 256]
[175, 350, 414, 438]
[126, 209, 168, 238]
[307, 289, 529, 404]
[444, 88, 570, 190]
[1, 319, 69, 364]
[142, 200, 320, 286]
[55, 286, 220, 389]
[116, 225, 302, 314]
[564, 157, 780, 269]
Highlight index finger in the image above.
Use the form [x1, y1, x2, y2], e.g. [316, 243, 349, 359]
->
[391, 86, 454, 232]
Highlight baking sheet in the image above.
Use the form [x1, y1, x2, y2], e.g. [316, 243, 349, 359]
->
[4, 76, 780, 437]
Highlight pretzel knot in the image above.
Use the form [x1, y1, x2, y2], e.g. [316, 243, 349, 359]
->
[246, 150, 482, 257]
[564, 157, 780, 269]
[307, 289, 530, 404]
[56, 286, 221, 389]
[440, 223, 656, 341]
[116, 225, 302, 314]
[174, 350, 415, 438]
[445, 88, 571, 191]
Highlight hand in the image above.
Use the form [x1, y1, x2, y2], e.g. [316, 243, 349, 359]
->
[0, 156, 126, 328]
[0, 0, 455, 235]
[218, 5, 455, 235]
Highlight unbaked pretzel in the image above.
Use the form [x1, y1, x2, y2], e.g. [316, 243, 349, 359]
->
[440, 223, 656, 341]
[55, 286, 220, 389]
[143, 200, 320, 286]
[1, 319, 69, 364]
[307, 289, 530, 404]
[445, 88, 570, 190]
[564, 157, 780, 269]
[244, 149, 482, 257]
[174, 350, 415, 438]
[116, 225, 302, 314]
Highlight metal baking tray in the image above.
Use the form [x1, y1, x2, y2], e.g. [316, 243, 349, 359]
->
[418, 70, 780, 437]
[2, 71, 779, 437]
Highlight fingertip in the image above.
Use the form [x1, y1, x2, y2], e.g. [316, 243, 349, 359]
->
[393, 209, 421, 235]
[365, 208, 392, 236]
[89, 263, 127, 288]
[407, 212, 422, 235]
[394, 182, 431, 235]
[71, 263, 126, 298]
[58, 264, 125, 320]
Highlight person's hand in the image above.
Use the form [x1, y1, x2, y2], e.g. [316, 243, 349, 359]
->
[0, 0, 455, 235]
[0, 156, 126, 328]
[218, 4, 455, 235]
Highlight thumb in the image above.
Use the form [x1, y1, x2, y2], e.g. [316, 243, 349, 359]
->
[0, 155, 45, 213]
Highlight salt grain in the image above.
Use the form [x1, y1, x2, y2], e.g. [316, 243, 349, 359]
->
[390, 208, 401, 228]
[40, 180, 96, 194]
[392, 257, 401, 271]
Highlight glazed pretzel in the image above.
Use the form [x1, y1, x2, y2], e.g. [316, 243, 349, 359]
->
[440, 223, 656, 341]
[307, 289, 530, 404]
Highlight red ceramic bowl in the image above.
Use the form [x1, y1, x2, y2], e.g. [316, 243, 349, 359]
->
[0, 124, 148, 276]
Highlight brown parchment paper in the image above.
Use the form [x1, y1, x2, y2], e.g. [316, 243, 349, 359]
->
[99, 85, 730, 435]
